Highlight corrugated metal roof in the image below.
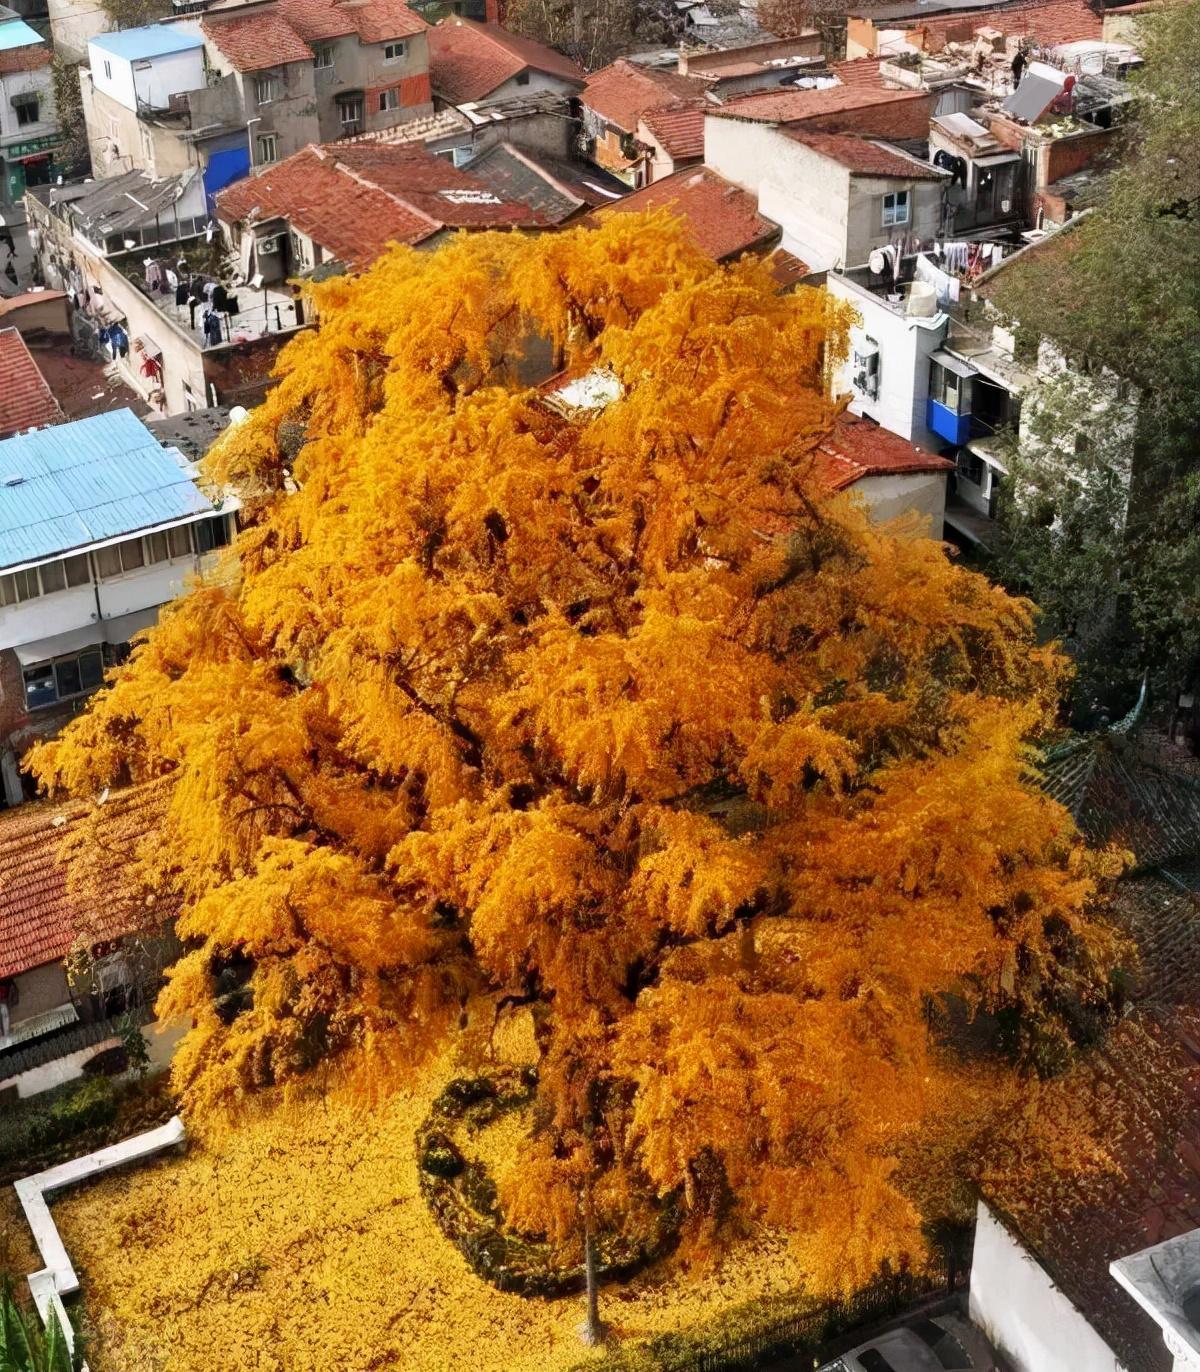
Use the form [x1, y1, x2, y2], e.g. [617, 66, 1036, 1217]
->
[0, 409, 217, 572]
[89, 24, 203, 59]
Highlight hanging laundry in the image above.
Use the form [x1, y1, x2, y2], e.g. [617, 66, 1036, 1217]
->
[202, 310, 223, 346]
[109, 325, 129, 358]
[914, 254, 959, 307]
[165, 269, 178, 291]
[175, 279, 189, 307]
[211, 283, 228, 312]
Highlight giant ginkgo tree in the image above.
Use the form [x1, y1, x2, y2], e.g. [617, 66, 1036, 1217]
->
[32, 214, 1121, 1340]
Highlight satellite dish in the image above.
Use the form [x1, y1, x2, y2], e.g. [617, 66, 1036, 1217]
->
[228, 405, 249, 425]
[249, 272, 264, 290]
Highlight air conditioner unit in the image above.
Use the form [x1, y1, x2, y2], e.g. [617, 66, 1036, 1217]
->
[257, 235, 283, 254]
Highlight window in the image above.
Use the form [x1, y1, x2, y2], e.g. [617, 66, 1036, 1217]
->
[14, 96, 39, 127]
[23, 647, 104, 710]
[882, 190, 909, 227]
[168, 525, 192, 558]
[336, 94, 364, 132]
[378, 87, 399, 112]
[95, 539, 148, 579]
[515, 70, 530, 85]
[930, 359, 968, 413]
[257, 132, 279, 163]
[254, 75, 278, 105]
[957, 448, 984, 487]
[0, 554, 90, 606]
[195, 514, 232, 554]
[313, 44, 335, 68]
[853, 341, 880, 400]
[383, 40, 406, 61]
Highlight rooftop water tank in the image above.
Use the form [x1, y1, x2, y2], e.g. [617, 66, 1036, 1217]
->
[906, 280, 938, 317]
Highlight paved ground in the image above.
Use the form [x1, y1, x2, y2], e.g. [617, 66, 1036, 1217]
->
[30, 343, 149, 422]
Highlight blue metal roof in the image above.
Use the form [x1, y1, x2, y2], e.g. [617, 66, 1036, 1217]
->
[0, 17, 45, 51]
[0, 409, 218, 572]
[89, 24, 203, 60]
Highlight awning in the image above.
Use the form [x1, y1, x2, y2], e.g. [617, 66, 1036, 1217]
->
[930, 349, 975, 379]
[14, 625, 103, 666]
[15, 153, 50, 165]
[973, 151, 1020, 168]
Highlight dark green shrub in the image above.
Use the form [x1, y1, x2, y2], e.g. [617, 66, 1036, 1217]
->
[419, 1132, 464, 1179]
[48, 1077, 116, 1133]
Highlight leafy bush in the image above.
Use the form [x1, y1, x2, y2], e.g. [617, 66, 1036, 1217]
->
[0, 1077, 117, 1169]
[0, 1276, 81, 1371]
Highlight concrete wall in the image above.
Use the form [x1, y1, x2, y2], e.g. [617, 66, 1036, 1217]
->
[47, 0, 107, 64]
[845, 173, 943, 268]
[82, 77, 201, 180]
[87, 43, 204, 115]
[826, 271, 947, 450]
[0, 63, 58, 181]
[970, 1202, 1127, 1372]
[705, 115, 850, 267]
[314, 29, 433, 142]
[855, 469, 947, 535]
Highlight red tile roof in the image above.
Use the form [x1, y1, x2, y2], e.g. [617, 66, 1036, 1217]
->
[0, 782, 173, 981]
[216, 141, 536, 267]
[0, 42, 51, 74]
[202, 8, 314, 71]
[582, 59, 708, 133]
[639, 102, 705, 161]
[909, 0, 1102, 47]
[0, 328, 62, 439]
[343, 0, 429, 46]
[428, 18, 583, 104]
[814, 416, 955, 490]
[763, 246, 813, 289]
[785, 128, 945, 178]
[713, 82, 933, 129]
[597, 166, 778, 262]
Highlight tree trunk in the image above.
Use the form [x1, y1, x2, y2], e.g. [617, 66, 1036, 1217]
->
[580, 1177, 604, 1345]
[583, 1217, 604, 1345]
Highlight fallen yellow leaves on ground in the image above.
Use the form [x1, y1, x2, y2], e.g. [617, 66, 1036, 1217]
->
[53, 1071, 809, 1372]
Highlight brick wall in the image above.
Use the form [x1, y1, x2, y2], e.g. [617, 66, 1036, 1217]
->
[813, 91, 938, 140]
[1043, 124, 1113, 184]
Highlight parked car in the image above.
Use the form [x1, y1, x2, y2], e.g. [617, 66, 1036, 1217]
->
[817, 1311, 1000, 1372]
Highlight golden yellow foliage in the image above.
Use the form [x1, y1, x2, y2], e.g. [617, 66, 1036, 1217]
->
[32, 214, 1123, 1297]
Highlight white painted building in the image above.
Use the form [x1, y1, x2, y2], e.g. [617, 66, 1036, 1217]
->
[970, 1202, 1129, 1372]
[826, 265, 950, 452]
[0, 12, 60, 207]
[87, 26, 206, 117]
[0, 408, 237, 805]
[703, 111, 949, 271]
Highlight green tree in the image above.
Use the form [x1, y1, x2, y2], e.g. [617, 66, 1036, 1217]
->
[985, 0, 1200, 718]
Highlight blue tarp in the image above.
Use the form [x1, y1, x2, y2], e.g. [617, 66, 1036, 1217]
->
[203, 146, 250, 212]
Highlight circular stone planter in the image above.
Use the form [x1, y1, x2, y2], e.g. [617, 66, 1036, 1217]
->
[415, 1067, 680, 1297]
